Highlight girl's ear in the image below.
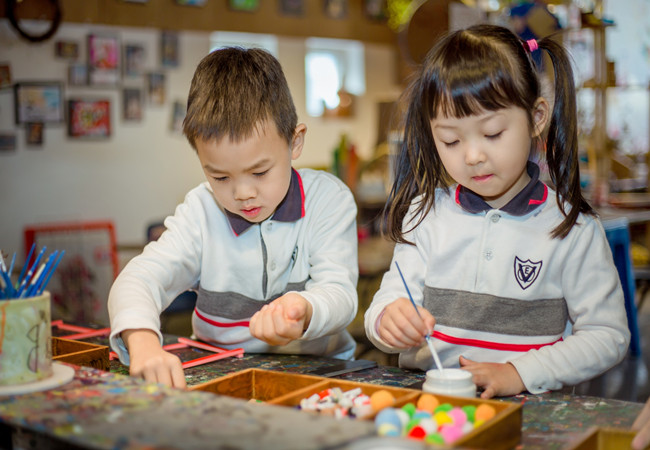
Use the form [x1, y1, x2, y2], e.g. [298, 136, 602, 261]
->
[290, 123, 307, 160]
[532, 97, 550, 138]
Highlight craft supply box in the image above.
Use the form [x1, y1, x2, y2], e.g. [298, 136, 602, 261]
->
[191, 368, 522, 449]
[52, 337, 110, 371]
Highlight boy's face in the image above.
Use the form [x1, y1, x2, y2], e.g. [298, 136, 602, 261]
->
[196, 121, 306, 224]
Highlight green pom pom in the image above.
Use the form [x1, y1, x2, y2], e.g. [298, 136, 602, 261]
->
[434, 402, 453, 413]
[462, 405, 477, 422]
[425, 433, 445, 445]
[401, 402, 417, 417]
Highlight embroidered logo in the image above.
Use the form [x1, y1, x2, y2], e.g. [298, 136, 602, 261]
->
[514, 257, 542, 290]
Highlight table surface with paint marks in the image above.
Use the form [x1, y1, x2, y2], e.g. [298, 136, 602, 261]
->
[1, 330, 643, 449]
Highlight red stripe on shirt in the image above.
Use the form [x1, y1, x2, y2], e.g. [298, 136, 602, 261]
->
[432, 330, 561, 352]
[294, 168, 306, 218]
[529, 184, 548, 205]
[195, 308, 250, 328]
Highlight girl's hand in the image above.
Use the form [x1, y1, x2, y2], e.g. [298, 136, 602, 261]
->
[631, 398, 650, 449]
[378, 297, 435, 349]
[122, 329, 186, 388]
[249, 292, 312, 346]
[459, 356, 525, 399]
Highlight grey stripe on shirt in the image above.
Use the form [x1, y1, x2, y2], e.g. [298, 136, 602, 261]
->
[423, 286, 568, 336]
[196, 280, 308, 320]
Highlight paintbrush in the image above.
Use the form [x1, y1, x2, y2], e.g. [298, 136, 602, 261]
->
[394, 261, 444, 373]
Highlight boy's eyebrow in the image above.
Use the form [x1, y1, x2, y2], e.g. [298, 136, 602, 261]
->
[203, 159, 271, 173]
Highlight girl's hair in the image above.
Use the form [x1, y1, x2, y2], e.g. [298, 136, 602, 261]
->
[384, 24, 594, 244]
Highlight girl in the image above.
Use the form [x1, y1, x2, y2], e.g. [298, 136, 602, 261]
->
[364, 24, 630, 399]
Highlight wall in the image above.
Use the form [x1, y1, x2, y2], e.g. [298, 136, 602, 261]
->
[0, 19, 403, 261]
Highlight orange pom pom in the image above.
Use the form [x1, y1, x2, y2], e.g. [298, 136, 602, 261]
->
[370, 389, 395, 412]
[475, 403, 496, 422]
[416, 394, 439, 413]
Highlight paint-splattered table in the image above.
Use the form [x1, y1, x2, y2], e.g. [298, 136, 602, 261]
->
[1, 332, 645, 449]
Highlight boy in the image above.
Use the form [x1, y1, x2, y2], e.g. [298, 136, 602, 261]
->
[108, 48, 359, 388]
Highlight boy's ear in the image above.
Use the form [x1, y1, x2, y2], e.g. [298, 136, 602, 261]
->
[290, 123, 307, 160]
[532, 97, 550, 138]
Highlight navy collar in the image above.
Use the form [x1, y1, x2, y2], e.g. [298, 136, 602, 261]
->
[455, 161, 548, 216]
[225, 168, 305, 236]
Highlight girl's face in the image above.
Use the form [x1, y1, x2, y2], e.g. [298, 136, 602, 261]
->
[196, 121, 305, 223]
[430, 101, 548, 209]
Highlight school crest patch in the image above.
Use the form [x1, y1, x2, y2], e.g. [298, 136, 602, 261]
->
[514, 257, 542, 290]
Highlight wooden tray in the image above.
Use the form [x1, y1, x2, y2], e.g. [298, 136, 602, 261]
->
[568, 426, 639, 449]
[189, 368, 325, 402]
[51, 337, 109, 371]
[190, 368, 522, 449]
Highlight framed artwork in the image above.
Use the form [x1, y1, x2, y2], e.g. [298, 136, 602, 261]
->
[123, 44, 145, 77]
[364, 0, 387, 21]
[147, 72, 165, 105]
[161, 31, 179, 68]
[88, 34, 120, 86]
[68, 63, 87, 86]
[14, 82, 64, 125]
[324, 0, 347, 19]
[55, 40, 79, 59]
[229, 0, 259, 12]
[26, 122, 44, 146]
[68, 98, 111, 139]
[0, 63, 11, 88]
[0, 133, 16, 151]
[123, 88, 143, 121]
[170, 100, 186, 132]
[279, 0, 304, 16]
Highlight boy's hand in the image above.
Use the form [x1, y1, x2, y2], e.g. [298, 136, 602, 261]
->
[631, 398, 650, 449]
[122, 329, 186, 389]
[378, 297, 435, 349]
[459, 356, 525, 399]
[249, 292, 313, 346]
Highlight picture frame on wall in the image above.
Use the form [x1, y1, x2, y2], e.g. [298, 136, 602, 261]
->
[88, 34, 121, 86]
[68, 63, 87, 86]
[146, 72, 165, 106]
[364, 0, 387, 21]
[229, 0, 259, 12]
[26, 122, 44, 146]
[170, 100, 186, 132]
[123, 88, 143, 121]
[55, 40, 79, 59]
[279, 0, 304, 16]
[68, 98, 111, 138]
[161, 31, 179, 68]
[324, 0, 347, 19]
[0, 63, 11, 88]
[14, 82, 64, 125]
[123, 44, 145, 77]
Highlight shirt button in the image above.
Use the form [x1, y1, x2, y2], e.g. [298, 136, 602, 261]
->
[485, 250, 493, 260]
[491, 214, 501, 223]
[266, 222, 273, 230]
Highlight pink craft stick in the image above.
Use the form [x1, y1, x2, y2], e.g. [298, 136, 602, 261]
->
[61, 327, 111, 340]
[181, 348, 244, 369]
[162, 342, 189, 351]
[177, 336, 228, 353]
[53, 321, 96, 333]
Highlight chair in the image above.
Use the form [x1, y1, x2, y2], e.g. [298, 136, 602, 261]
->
[603, 217, 641, 357]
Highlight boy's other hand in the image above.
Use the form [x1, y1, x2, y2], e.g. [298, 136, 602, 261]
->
[249, 293, 312, 346]
[459, 356, 525, 399]
[122, 329, 186, 389]
[631, 397, 650, 449]
[378, 297, 435, 349]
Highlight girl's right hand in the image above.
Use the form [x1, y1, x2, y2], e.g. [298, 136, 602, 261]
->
[122, 328, 187, 389]
[378, 297, 435, 349]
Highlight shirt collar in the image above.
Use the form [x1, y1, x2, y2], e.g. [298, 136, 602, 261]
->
[455, 161, 548, 216]
[225, 168, 305, 236]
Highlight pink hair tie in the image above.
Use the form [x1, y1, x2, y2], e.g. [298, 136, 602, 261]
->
[526, 39, 539, 52]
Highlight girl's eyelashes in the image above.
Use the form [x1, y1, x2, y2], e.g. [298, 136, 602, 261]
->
[486, 131, 503, 140]
[442, 140, 459, 147]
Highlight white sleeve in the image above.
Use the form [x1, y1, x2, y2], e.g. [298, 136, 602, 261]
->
[108, 193, 203, 365]
[299, 178, 359, 340]
[510, 217, 631, 393]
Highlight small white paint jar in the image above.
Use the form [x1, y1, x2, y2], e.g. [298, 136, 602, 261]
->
[422, 368, 476, 398]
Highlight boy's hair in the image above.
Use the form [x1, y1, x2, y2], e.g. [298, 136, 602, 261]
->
[385, 24, 593, 244]
[183, 47, 298, 149]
